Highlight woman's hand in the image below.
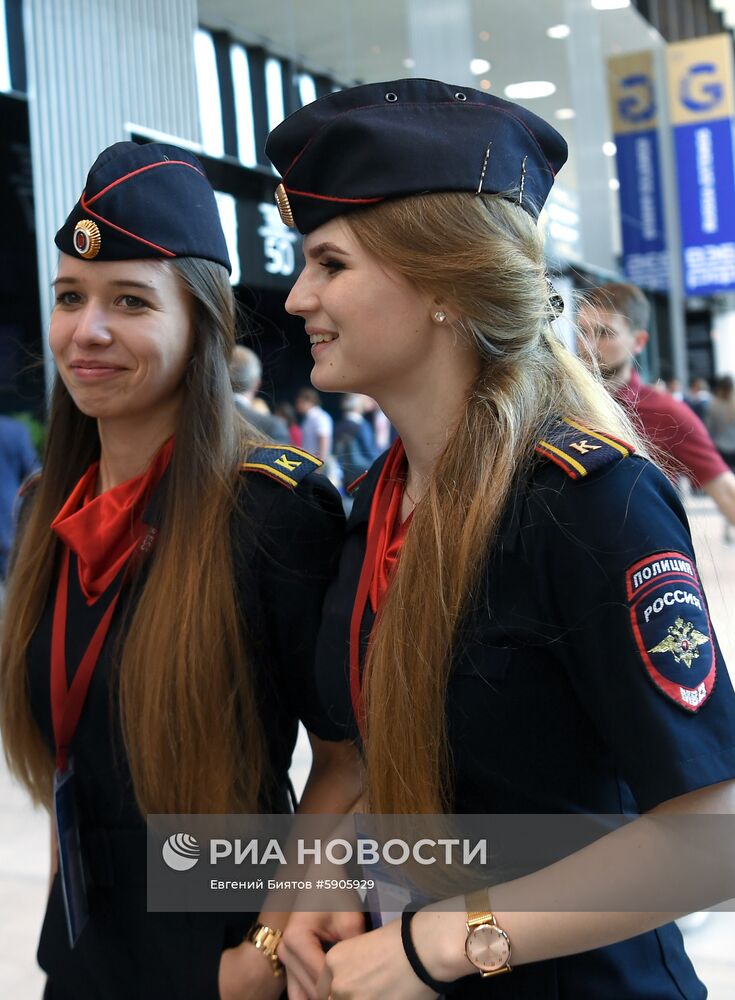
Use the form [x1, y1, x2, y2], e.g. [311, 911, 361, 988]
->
[218, 941, 285, 1000]
[280, 909, 365, 1000]
[314, 917, 444, 1000]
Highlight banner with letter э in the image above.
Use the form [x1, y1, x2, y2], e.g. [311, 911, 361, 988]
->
[667, 34, 735, 296]
[607, 50, 669, 292]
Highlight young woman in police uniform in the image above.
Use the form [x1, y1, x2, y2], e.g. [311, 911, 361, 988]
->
[0, 141, 358, 999]
[265, 79, 735, 999]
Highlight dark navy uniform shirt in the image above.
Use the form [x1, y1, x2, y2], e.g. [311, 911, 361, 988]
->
[313, 442, 735, 999]
[24, 464, 344, 999]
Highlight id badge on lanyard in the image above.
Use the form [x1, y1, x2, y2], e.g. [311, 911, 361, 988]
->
[53, 761, 89, 947]
[50, 544, 133, 947]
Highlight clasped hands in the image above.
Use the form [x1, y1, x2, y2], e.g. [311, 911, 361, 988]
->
[279, 894, 469, 1000]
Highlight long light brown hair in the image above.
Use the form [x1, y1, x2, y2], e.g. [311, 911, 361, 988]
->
[0, 258, 266, 815]
[348, 193, 648, 813]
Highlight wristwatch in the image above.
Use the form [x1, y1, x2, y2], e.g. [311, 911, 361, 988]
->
[246, 923, 285, 977]
[464, 889, 512, 977]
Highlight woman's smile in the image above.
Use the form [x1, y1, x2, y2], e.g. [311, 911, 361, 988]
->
[68, 359, 128, 381]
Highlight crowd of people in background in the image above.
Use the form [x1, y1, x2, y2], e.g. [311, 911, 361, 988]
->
[708, 375, 735, 473]
[662, 370, 735, 458]
[2, 313, 735, 585]
[660, 373, 735, 483]
[655, 372, 735, 477]
[684, 372, 735, 542]
[16, 320, 716, 522]
[229, 339, 735, 527]
[228, 350, 394, 502]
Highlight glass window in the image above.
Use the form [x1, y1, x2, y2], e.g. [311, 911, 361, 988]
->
[265, 56, 285, 132]
[194, 29, 225, 157]
[0, 0, 11, 93]
[298, 72, 317, 107]
[230, 44, 257, 167]
[215, 192, 240, 286]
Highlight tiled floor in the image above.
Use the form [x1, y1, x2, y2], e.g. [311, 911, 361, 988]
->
[1, 493, 733, 998]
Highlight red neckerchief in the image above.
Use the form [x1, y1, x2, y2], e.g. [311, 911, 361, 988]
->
[350, 438, 413, 734]
[51, 437, 173, 603]
[49, 438, 173, 772]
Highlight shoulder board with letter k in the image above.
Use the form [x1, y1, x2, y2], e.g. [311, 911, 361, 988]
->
[240, 445, 322, 488]
[535, 418, 634, 480]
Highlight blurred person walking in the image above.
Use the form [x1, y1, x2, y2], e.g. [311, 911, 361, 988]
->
[333, 395, 378, 488]
[274, 401, 303, 447]
[708, 375, 735, 469]
[708, 375, 735, 542]
[230, 343, 290, 441]
[685, 376, 712, 423]
[295, 388, 333, 462]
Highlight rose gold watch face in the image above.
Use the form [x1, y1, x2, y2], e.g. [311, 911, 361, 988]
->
[465, 924, 511, 972]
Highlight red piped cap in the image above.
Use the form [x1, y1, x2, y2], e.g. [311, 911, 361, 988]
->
[55, 141, 231, 271]
[265, 77, 568, 234]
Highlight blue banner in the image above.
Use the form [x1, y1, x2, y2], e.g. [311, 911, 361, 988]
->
[674, 117, 735, 295]
[615, 129, 668, 291]
[667, 34, 735, 295]
[608, 52, 669, 291]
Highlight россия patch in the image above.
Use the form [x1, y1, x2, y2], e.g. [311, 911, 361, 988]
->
[625, 550, 716, 713]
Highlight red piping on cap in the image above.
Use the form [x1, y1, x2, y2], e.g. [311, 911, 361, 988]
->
[86, 159, 205, 206]
[78, 194, 176, 257]
[284, 186, 385, 205]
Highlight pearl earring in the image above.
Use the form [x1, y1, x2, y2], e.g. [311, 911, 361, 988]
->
[433, 310, 447, 323]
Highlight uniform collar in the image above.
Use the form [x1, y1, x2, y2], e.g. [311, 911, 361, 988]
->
[347, 448, 529, 553]
[347, 450, 390, 529]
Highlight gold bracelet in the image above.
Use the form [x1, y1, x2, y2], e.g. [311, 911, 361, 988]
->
[246, 923, 285, 977]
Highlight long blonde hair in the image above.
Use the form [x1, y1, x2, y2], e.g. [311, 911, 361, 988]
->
[348, 193, 648, 813]
[0, 258, 267, 815]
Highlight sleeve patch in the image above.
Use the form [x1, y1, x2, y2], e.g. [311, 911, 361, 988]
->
[625, 550, 716, 713]
[240, 445, 322, 488]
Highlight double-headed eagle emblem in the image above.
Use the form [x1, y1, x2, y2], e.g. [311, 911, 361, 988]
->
[648, 617, 709, 669]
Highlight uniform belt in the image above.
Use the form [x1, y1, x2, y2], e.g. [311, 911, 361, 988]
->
[80, 826, 148, 889]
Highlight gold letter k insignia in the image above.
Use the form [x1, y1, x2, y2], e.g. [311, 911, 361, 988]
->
[275, 454, 302, 472]
[569, 439, 602, 455]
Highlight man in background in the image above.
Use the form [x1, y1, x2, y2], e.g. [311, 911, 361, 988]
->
[230, 345, 289, 442]
[577, 282, 735, 529]
[685, 376, 712, 423]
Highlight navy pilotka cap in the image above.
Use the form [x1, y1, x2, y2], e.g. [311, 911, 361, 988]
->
[55, 141, 231, 272]
[265, 77, 568, 234]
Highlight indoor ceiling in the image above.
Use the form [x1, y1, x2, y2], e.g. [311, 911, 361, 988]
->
[198, 0, 662, 198]
[197, 1, 659, 110]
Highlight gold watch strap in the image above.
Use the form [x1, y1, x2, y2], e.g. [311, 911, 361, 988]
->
[465, 888, 496, 927]
[247, 923, 284, 976]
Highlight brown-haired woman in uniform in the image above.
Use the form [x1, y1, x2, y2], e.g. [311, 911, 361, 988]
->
[0, 140, 358, 999]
